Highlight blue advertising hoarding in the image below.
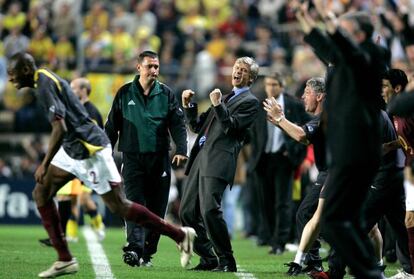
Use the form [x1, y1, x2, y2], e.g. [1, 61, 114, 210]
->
[0, 178, 40, 224]
[0, 178, 122, 226]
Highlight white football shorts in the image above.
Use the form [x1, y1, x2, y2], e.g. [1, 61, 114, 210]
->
[404, 180, 414, 211]
[51, 145, 121, 195]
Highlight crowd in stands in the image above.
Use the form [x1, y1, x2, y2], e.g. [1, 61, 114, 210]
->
[0, 0, 408, 104]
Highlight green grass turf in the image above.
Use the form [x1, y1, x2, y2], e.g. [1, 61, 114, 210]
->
[0, 225, 402, 278]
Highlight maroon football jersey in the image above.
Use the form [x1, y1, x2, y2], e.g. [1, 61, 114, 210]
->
[393, 116, 414, 166]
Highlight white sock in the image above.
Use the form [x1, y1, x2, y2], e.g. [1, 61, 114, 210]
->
[294, 251, 307, 265]
[377, 259, 383, 266]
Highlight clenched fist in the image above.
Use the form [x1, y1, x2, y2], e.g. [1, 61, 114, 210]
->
[182, 89, 195, 108]
[210, 88, 222, 106]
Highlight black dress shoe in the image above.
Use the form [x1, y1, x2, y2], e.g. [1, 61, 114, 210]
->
[39, 238, 53, 247]
[212, 264, 237, 272]
[385, 249, 397, 263]
[256, 238, 270, 246]
[190, 262, 218, 271]
[285, 262, 302, 276]
[269, 246, 285, 255]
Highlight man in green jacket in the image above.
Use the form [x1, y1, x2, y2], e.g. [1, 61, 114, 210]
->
[105, 50, 188, 267]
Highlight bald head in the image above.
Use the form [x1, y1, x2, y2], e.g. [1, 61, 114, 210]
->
[70, 77, 91, 104]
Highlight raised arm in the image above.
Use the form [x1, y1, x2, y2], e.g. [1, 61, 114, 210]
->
[295, 0, 337, 65]
[182, 89, 211, 134]
[312, 0, 369, 65]
[211, 88, 259, 135]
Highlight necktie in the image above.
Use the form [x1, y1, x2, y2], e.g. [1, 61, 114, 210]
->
[198, 113, 214, 147]
[223, 91, 235, 103]
[199, 92, 236, 147]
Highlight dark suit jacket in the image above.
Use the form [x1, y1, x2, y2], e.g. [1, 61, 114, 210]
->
[305, 28, 389, 167]
[185, 90, 259, 185]
[248, 93, 311, 172]
[388, 90, 414, 117]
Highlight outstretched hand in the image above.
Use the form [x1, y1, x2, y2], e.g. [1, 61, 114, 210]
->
[263, 97, 284, 125]
[312, 0, 337, 33]
[290, 0, 302, 12]
[312, 0, 327, 17]
[293, 0, 313, 34]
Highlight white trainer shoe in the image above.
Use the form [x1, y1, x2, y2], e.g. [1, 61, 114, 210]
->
[388, 270, 414, 279]
[66, 236, 78, 243]
[91, 216, 106, 242]
[178, 227, 196, 268]
[94, 227, 106, 242]
[38, 258, 79, 278]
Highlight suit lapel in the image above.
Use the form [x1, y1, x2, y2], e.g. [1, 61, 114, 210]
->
[198, 107, 215, 134]
[199, 90, 251, 137]
[226, 90, 250, 108]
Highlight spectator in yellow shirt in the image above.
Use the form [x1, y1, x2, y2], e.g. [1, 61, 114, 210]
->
[83, 2, 109, 31]
[28, 27, 55, 66]
[3, 2, 26, 34]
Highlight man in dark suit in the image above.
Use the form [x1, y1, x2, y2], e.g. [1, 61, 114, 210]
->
[296, 1, 390, 277]
[249, 72, 310, 254]
[179, 57, 260, 272]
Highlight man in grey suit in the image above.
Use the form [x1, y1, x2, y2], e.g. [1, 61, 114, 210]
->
[179, 57, 260, 272]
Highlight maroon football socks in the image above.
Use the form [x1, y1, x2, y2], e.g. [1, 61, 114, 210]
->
[38, 200, 72, 261]
[125, 203, 185, 243]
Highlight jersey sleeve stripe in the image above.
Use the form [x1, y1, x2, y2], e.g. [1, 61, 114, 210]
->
[35, 69, 62, 92]
[79, 139, 104, 156]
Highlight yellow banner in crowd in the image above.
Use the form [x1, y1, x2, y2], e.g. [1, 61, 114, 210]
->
[87, 73, 134, 119]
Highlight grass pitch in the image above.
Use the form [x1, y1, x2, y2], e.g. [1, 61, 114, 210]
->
[0, 225, 401, 278]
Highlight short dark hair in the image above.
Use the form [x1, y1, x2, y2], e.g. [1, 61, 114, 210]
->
[137, 50, 158, 63]
[8, 52, 36, 72]
[383, 69, 408, 91]
[265, 72, 284, 87]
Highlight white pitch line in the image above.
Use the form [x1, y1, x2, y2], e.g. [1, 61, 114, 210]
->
[235, 266, 258, 279]
[82, 226, 115, 279]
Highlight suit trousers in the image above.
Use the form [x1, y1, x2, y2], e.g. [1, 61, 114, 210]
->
[326, 170, 411, 276]
[180, 153, 235, 266]
[240, 173, 261, 237]
[122, 152, 171, 258]
[257, 152, 295, 248]
[363, 170, 411, 273]
[322, 165, 382, 279]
